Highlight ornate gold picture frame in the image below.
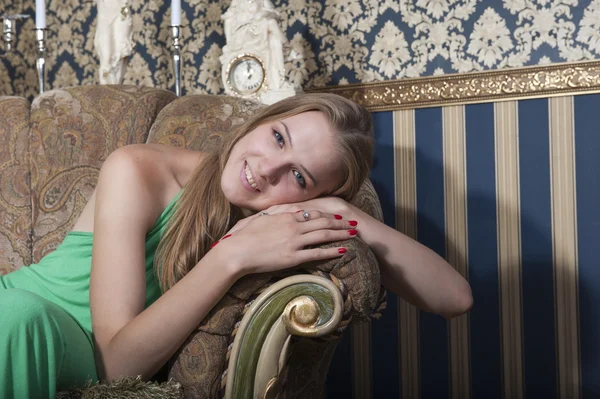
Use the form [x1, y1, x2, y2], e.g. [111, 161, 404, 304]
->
[310, 60, 600, 111]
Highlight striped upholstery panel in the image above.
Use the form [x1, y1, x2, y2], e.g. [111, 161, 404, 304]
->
[327, 93, 600, 399]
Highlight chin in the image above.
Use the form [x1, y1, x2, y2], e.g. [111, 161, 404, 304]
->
[223, 191, 260, 212]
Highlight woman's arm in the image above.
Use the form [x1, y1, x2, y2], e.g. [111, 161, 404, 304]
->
[90, 148, 242, 380]
[265, 198, 473, 319]
[93, 243, 240, 381]
[348, 205, 472, 319]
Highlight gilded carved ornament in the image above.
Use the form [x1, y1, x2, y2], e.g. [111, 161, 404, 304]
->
[310, 61, 600, 111]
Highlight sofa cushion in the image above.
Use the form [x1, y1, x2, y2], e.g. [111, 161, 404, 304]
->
[28, 85, 177, 262]
[0, 97, 32, 275]
[146, 94, 263, 151]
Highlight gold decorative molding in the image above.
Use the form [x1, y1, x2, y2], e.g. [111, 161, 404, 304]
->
[309, 60, 600, 111]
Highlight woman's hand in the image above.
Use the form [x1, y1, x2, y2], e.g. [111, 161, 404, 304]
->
[221, 211, 265, 237]
[262, 197, 354, 218]
[211, 210, 358, 277]
[219, 197, 354, 240]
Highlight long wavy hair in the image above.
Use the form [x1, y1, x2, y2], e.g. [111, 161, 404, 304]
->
[154, 93, 374, 291]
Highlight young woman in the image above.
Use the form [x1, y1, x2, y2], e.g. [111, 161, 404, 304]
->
[0, 93, 472, 398]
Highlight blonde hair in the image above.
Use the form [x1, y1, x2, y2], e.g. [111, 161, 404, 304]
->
[155, 93, 373, 291]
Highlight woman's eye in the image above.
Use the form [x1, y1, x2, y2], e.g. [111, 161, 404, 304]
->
[273, 130, 284, 147]
[293, 170, 306, 188]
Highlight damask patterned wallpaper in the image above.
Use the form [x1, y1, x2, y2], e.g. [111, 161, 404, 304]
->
[1, 0, 599, 99]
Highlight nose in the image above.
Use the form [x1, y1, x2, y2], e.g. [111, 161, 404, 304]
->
[257, 157, 286, 185]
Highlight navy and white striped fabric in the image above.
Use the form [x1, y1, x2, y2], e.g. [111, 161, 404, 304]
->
[328, 93, 600, 399]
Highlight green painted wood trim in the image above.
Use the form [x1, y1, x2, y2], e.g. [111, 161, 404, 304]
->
[231, 283, 336, 398]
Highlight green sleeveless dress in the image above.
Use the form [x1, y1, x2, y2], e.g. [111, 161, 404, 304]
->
[0, 191, 180, 399]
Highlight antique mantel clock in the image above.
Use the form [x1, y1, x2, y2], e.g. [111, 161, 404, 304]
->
[220, 0, 297, 104]
[225, 54, 266, 96]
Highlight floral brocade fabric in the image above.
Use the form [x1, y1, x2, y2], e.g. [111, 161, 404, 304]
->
[4, 0, 600, 99]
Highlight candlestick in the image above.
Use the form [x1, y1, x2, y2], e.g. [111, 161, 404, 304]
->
[35, 28, 47, 93]
[35, 0, 46, 28]
[0, 14, 30, 56]
[171, 0, 181, 26]
[170, 25, 181, 96]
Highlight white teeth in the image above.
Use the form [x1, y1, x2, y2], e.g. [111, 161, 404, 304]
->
[245, 163, 259, 190]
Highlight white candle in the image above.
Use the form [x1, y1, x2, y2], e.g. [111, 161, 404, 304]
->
[36, 0, 46, 28]
[171, 0, 181, 26]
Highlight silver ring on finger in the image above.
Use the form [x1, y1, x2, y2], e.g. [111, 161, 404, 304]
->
[302, 210, 310, 221]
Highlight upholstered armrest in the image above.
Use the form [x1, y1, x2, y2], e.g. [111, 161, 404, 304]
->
[0, 97, 33, 274]
[223, 238, 383, 399]
[168, 237, 383, 399]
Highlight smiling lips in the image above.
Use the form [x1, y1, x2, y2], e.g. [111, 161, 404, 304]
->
[244, 161, 260, 192]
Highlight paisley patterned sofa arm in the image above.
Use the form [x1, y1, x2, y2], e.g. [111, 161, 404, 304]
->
[166, 235, 383, 398]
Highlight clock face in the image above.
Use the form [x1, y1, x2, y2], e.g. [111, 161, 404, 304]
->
[228, 56, 265, 96]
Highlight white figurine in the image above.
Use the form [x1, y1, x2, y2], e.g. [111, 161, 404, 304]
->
[94, 0, 134, 84]
[262, 4, 286, 91]
[220, 0, 297, 104]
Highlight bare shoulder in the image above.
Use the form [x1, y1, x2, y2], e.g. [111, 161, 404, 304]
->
[105, 143, 204, 199]
[101, 143, 204, 212]
[72, 144, 205, 233]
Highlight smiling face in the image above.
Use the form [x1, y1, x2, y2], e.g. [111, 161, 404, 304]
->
[221, 111, 343, 211]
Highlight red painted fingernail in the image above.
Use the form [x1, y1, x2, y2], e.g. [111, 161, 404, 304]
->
[349, 229, 358, 236]
[222, 234, 232, 240]
[210, 241, 219, 248]
[349, 220, 358, 226]
[338, 248, 347, 254]
[334, 214, 343, 220]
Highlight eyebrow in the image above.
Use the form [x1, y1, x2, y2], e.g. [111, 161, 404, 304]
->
[280, 121, 317, 187]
